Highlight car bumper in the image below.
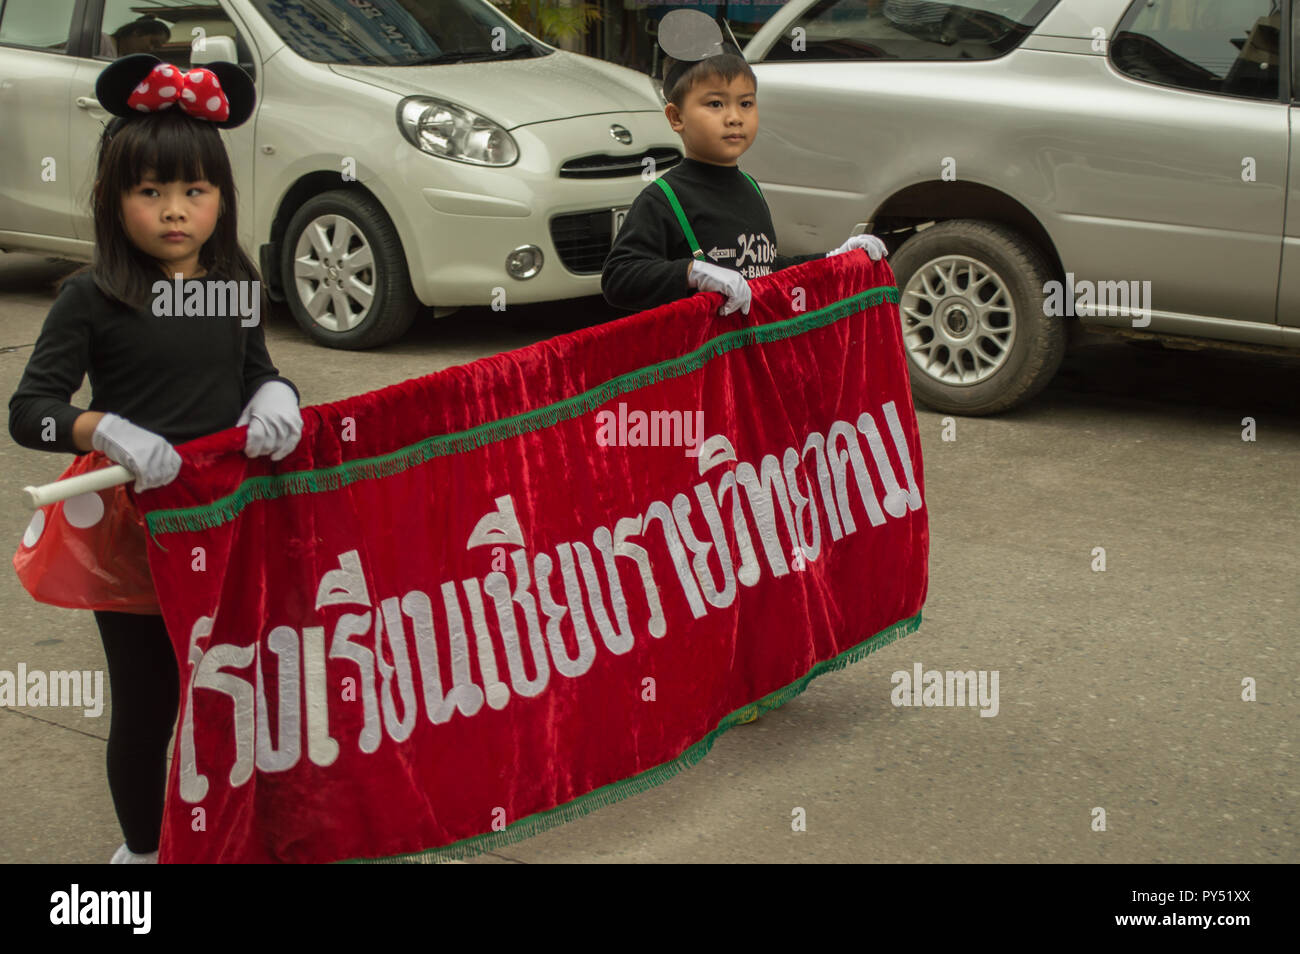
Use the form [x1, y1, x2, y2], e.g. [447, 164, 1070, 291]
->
[364, 112, 677, 307]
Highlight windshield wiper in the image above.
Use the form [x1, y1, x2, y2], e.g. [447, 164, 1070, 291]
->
[453, 44, 539, 63]
[404, 51, 482, 65]
[402, 43, 540, 67]
[403, 45, 537, 66]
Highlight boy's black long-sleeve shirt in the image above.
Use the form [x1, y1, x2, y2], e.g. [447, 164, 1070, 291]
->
[9, 269, 299, 455]
[601, 157, 824, 312]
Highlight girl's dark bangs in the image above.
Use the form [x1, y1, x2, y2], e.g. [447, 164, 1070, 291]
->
[127, 116, 211, 185]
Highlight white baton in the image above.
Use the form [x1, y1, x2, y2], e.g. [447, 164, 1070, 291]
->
[23, 464, 133, 510]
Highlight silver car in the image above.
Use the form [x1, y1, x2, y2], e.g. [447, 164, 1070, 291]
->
[744, 0, 1299, 413]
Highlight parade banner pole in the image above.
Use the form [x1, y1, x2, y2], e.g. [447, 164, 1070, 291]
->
[23, 464, 133, 509]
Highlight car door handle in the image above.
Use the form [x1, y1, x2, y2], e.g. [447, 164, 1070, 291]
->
[76, 96, 102, 109]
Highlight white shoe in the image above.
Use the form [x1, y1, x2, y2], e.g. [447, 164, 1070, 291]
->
[110, 842, 158, 864]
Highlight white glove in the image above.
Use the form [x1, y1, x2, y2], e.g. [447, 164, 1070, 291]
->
[687, 260, 752, 316]
[237, 381, 303, 461]
[827, 233, 888, 260]
[91, 413, 182, 492]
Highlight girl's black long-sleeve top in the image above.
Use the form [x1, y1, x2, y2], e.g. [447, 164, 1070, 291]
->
[601, 156, 824, 312]
[9, 269, 299, 455]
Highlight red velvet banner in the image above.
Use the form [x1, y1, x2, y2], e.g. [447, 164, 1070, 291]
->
[135, 251, 928, 863]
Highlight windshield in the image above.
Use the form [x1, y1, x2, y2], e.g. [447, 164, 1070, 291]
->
[250, 0, 548, 66]
[761, 0, 1061, 62]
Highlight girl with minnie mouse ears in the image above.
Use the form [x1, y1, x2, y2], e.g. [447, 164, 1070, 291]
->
[8, 54, 301, 864]
[89, 54, 258, 293]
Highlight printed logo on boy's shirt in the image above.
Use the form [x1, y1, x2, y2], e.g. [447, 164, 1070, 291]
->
[705, 234, 776, 276]
[736, 231, 776, 279]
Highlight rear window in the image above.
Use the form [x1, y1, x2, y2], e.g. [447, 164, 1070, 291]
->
[1110, 0, 1281, 101]
[761, 0, 1062, 62]
[250, 0, 549, 67]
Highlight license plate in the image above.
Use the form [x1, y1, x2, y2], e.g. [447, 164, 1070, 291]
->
[611, 206, 629, 236]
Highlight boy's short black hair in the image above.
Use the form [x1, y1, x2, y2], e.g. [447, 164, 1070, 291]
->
[663, 53, 756, 109]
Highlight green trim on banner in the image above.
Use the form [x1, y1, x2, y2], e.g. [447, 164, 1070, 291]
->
[341, 609, 922, 864]
[145, 282, 900, 538]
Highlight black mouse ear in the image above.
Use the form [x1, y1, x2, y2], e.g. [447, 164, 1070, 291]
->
[94, 55, 255, 129]
[203, 62, 256, 129]
[95, 54, 164, 118]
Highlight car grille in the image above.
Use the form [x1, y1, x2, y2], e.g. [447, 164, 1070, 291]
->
[559, 148, 681, 179]
[550, 211, 619, 275]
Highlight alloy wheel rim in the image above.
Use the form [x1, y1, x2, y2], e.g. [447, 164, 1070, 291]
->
[900, 254, 1017, 385]
[293, 215, 376, 332]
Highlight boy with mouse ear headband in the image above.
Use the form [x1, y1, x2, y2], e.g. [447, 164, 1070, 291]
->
[601, 9, 887, 316]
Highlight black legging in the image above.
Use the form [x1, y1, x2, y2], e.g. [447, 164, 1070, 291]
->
[93, 610, 180, 854]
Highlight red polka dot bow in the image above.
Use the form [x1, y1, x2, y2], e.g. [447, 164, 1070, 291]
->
[125, 63, 229, 122]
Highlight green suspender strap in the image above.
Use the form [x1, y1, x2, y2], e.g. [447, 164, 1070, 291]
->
[740, 171, 774, 223]
[654, 173, 767, 263]
[653, 177, 707, 262]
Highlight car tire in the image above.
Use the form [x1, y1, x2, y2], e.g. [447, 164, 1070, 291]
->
[890, 220, 1065, 415]
[280, 191, 420, 349]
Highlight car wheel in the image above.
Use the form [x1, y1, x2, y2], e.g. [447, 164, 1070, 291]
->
[890, 220, 1065, 415]
[280, 191, 420, 349]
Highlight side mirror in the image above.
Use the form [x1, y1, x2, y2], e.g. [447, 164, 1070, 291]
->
[191, 34, 238, 67]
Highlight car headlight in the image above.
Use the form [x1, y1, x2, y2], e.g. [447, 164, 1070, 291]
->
[396, 96, 519, 167]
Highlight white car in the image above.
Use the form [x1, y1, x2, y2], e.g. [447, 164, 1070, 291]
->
[0, 0, 679, 348]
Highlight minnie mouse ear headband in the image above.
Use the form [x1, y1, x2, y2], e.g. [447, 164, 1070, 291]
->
[659, 9, 745, 98]
[95, 54, 255, 130]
